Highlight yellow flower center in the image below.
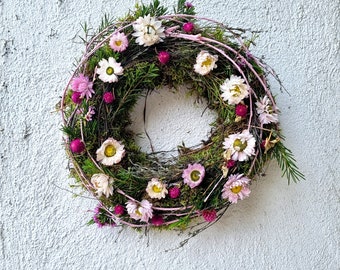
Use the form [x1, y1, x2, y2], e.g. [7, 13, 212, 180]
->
[152, 185, 162, 193]
[106, 67, 114, 75]
[190, 170, 201, 181]
[231, 86, 241, 96]
[233, 139, 247, 152]
[104, 145, 116, 157]
[231, 185, 242, 194]
[135, 207, 142, 216]
[202, 57, 213, 67]
[115, 40, 122, 46]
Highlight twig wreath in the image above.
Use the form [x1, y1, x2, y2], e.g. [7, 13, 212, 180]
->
[59, 0, 304, 239]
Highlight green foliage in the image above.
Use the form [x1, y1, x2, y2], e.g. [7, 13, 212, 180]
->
[134, 0, 168, 18]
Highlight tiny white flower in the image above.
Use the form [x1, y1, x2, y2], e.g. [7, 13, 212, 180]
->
[255, 95, 279, 124]
[91, 173, 114, 198]
[132, 15, 165, 46]
[96, 138, 125, 166]
[223, 130, 256, 162]
[194, 50, 218, 75]
[220, 75, 249, 105]
[146, 178, 168, 199]
[96, 57, 124, 83]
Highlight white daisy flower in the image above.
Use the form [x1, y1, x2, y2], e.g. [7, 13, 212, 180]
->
[126, 199, 153, 222]
[146, 178, 168, 199]
[255, 95, 279, 124]
[220, 75, 249, 105]
[96, 57, 124, 83]
[223, 130, 256, 161]
[96, 138, 125, 166]
[91, 173, 114, 198]
[132, 15, 165, 46]
[193, 50, 218, 75]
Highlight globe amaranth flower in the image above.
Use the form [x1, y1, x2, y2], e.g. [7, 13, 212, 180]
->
[96, 57, 124, 83]
[132, 15, 165, 46]
[146, 178, 168, 199]
[126, 199, 153, 222]
[255, 95, 279, 124]
[109, 32, 129, 52]
[103, 92, 115, 104]
[194, 51, 218, 75]
[220, 75, 249, 105]
[183, 22, 194, 33]
[114, 204, 125, 215]
[168, 186, 181, 199]
[69, 138, 85, 153]
[158, 51, 170, 64]
[151, 215, 164, 226]
[182, 163, 205, 188]
[71, 91, 82, 104]
[96, 138, 125, 166]
[201, 209, 217, 222]
[223, 130, 256, 161]
[222, 174, 251, 204]
[71, 74, 94, 100]
[90, 173, 114, 198]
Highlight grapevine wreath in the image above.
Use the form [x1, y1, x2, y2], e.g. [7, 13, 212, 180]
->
[60, 0, 304, 236]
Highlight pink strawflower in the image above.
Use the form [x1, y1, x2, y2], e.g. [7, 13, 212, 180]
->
[222, 174, 251, 204]
[126, 199, 153, 223]
[255, 95, 279, 124]
[85, 106, 95, 121]
[182, 163, 205, 188]
[103, 92, 115, 104]
[183, 22, 194, 33]
[235, 104, 248, 117]
[69, 138, 85, 153]
[71, 74, 94, 100]
[151, 215, 164, 226]
[71, 91, 82, 104]
[114, 204, 125, 215]
[168, 186, 181, 199]
[202, 209, 217, 222]
[226, 159, 236, 168]
[158, 51, 170, 64]
[109, 32, 129, 52]
[92, 204, 115, 228]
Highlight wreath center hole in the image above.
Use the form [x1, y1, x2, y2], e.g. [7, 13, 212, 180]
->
[129, 85, 217, 157]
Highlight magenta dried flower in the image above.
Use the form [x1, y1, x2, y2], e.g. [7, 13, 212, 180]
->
[71, 91, 82, 104]
[168, 186, 181, 199]
[183, 22, 194, 33]
[69, 138, 85, 153]
[103, 92, 115, 104]
[114, 204, 125, 215]
[158, 51, 170, 64]
[235, 104, 248, 117]
[151, 215, 164, 226]
[202, 209, 217, 222]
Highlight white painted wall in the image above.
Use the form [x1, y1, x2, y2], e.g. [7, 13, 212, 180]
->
[0, 0, 339, 269]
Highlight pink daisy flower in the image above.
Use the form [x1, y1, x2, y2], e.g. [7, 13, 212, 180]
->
[109, 32, 129, 52]
[71, 74, 94, 100]
[222, 174, 251, 204]
[182, 163, 205, 188]
[126, 199, 153, 223]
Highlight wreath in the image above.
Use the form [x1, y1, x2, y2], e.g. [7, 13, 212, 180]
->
[59, 0, 304, 236]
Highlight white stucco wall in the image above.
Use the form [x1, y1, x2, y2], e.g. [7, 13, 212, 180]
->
[0, 0, 339, 269]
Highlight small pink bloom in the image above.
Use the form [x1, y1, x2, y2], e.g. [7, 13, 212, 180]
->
[85, 106, 95, 121]
[71, 74, 94, 100]
[109, 32, 129, 52]
[158, 51, 170, 65]
[103, 92, 115, 104]
[183, 22, 194, 33]
[151, 215, 164, 226]
[222, 174, 251, 204]
[226, 159, 236, 168]
[202, 209, 217, 222]
[71, 92, 82, 104]
[126, 200, 153, 223]
[182, 163, 205, 188]
[168, 187, 181, 199]
[69, 138, 85, 153]
[235, 104, 248, 117]
[185, 2, 193, 8]
[114, 204, 125, 215]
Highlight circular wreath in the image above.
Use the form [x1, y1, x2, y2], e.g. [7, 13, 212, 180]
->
[60, 0, 303, 234]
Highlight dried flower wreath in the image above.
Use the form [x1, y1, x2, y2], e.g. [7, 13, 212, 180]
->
[59, 0, 304, 239]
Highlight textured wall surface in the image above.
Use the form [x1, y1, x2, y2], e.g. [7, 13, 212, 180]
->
[0, 0, 339, 269]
